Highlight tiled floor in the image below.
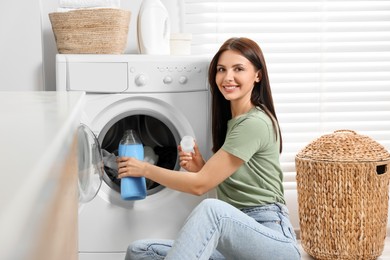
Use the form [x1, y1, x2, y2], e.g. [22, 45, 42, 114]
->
[299, 237, 390, 259]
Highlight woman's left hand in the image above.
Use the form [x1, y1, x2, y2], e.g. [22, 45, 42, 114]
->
[116, 157, 147, 178]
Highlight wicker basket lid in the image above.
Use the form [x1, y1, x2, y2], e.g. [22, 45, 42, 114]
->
[296, 130, 390, 162]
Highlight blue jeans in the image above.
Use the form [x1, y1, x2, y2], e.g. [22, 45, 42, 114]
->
[125, 199, 301, 260]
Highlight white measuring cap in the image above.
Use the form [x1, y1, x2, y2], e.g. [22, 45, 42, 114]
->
[180, 135, 195, 153]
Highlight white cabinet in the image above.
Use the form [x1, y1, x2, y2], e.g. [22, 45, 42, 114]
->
[0, 92, 84, 260]
[31, 134, 78, 260]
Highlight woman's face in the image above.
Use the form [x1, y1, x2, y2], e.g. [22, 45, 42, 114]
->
[215, 50, 260, 103]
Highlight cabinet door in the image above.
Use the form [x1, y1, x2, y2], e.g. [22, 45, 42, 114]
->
[32, 133, 79, 260]
[78, 124, 103, 203]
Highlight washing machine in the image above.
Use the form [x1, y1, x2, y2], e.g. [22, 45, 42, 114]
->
[56, 54, 214, 260]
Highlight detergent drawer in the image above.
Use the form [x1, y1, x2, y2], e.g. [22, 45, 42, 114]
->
[67, 62, 127, 93]
[65, 61, 128, 93]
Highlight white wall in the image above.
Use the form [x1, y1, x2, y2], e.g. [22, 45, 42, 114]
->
[0, 0, 181, 91]
[0, 1, 44, 91]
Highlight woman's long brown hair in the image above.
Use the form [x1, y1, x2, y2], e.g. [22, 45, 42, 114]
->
[208, 37, 282, 153]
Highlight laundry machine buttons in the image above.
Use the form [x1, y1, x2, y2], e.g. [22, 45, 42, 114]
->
[163, 76, 173, 84]
[179, 76, 188, 84]
[135, 74, 148, 86]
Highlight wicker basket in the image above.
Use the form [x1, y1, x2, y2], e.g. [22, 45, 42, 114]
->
[49, 8, 131, 54]
[296, 130, 390, 260]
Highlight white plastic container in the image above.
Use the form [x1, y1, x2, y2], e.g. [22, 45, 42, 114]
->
[170, 33, 192, 55]
[137, 0, 170, 54]
[180, 135, 195, 153]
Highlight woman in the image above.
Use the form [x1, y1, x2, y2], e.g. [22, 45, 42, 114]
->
[117, 37, 301, 260]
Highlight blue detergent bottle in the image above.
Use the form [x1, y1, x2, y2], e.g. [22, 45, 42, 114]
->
[118, 129, 147, 200]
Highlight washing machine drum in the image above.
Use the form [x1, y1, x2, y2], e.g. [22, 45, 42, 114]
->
[100, 115, 178, 194]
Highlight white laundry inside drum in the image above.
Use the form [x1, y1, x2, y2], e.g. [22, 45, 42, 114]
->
[101, 114, 178, 196]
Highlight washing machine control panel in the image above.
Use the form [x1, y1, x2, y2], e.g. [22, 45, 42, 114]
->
[128, 60, 209, 93]
[56, 54, 210, 93]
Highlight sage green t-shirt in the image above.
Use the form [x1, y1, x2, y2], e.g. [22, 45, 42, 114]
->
[217, 107, 285, 209]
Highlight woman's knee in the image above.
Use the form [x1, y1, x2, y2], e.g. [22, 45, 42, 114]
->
[200, 198, 230, 208]
[196, 199, 223, 213]
[193, 198, 233, 219]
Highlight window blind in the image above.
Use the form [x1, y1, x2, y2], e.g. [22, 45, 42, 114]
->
[183, 0, 390, 191]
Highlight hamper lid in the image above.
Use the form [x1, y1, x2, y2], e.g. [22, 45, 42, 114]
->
[296, 130, 390, 162]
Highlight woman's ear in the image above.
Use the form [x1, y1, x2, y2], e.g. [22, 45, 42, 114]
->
[255, 70, 262, 82]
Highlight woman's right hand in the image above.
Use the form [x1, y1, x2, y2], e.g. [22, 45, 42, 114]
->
[178, 141, 205, 172]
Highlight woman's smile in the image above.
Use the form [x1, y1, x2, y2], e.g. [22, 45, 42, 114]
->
[223, 84, 239, 91]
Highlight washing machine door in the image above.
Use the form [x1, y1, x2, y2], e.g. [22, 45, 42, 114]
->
[77, 124, 103, 203]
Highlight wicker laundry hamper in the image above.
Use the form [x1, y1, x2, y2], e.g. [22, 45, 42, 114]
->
[296, 130, 390, 260]
[49, 8, 131, 54]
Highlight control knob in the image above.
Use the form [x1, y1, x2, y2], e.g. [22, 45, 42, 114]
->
[135, 74, 147, 86]
[163, 76, 173, 84]
[179, 76, 188, 84]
